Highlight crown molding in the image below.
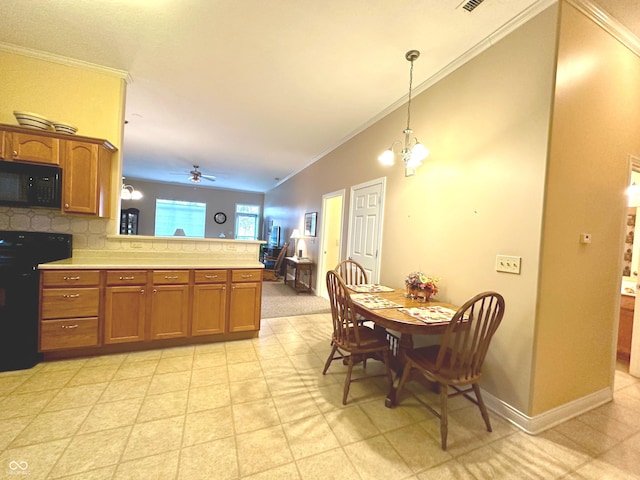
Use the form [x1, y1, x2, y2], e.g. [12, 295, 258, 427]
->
[567, 0, 640, 56]
[0, 42, 132, 84]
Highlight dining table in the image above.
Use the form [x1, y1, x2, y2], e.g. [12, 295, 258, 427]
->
[347, 284, 460, 407]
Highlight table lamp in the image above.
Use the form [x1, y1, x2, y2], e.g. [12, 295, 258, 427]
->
[290, 229, 301, 258]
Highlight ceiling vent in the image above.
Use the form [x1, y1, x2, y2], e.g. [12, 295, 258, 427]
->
[459, 0, 486, 12]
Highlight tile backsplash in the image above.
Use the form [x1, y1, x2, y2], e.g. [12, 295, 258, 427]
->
[0, 207, 112, 249]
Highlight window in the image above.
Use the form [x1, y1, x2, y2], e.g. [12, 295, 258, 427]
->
[155, 199, 206, 237]
[235, 204, 260, 240]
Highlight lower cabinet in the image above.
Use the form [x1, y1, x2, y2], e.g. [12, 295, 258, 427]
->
[618, 294, 634, 360]
[104, 270, 147, 344]
[39, 267, 262, 354]
[150, 274, 190, 339]
[192, 270, 228, 336]
[40, 270, 100, 351]
[229, 269, 262, 333]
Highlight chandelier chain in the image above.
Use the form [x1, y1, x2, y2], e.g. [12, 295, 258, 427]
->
[406, 58, 414, 132]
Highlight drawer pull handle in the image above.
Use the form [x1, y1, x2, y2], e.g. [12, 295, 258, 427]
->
[205, 275, 218, 279]
[62, 294, 80, 298]
[61, 324, 79, 329]
[164, 276, 179, 280]
[119, 276, 135, 280]
[140, 289, 145, 294]
[241, 274, 253, 278]
[63, 276, 81, 281]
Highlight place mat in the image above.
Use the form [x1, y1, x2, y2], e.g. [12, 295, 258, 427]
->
[347, 284, 394, 293]
[350, 293, 401, 309]
[398, 306, 459, 324]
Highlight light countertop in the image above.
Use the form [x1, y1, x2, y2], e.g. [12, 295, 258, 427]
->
[38, 257, 264, 270]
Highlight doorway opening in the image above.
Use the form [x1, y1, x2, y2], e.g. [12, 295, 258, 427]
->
[622, 156, 640, 377]
[317, 190, 345, 300]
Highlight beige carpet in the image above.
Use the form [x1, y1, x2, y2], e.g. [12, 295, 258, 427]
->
[261, 281, 330, 318]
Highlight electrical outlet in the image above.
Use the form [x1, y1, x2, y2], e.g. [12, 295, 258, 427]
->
[496, 255, 521, 274]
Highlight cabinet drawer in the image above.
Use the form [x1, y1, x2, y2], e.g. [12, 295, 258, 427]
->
[152, 270, 189, 284]
[40, 318, 98, 351]
[41, 288, 99, 319]
[106, 270, 147, 285]
[42, 270, 100, 287]
[231, 269, 262, 282]
[194, 270, 228, 284]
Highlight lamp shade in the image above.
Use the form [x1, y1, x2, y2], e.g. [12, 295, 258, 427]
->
[173, 228, 186, 236]
[290, 229, 301, 239]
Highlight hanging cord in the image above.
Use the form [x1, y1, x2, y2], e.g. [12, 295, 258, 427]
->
[406, 57, 415, 131]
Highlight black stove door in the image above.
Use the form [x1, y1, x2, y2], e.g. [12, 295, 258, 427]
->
[0, 267, 42, 371]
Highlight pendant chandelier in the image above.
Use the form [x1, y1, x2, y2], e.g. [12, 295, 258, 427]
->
[121, 177, 143, 200]
[378, 50, 429, 177]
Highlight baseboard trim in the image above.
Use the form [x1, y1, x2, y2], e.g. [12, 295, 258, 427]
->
[482, 386, 613, 434]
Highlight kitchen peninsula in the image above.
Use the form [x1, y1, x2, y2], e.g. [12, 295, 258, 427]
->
[38, 236, 265, 360]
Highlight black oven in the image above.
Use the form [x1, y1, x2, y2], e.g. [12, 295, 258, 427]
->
[0, 161, 62, 208]
[0, 231, 72, 371]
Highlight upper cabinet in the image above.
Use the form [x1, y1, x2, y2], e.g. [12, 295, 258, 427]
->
[0, 124, 116, 218]
[3, 131, 60, 165]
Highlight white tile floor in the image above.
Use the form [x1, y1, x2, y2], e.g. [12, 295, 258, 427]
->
[1, 313, 639, 479]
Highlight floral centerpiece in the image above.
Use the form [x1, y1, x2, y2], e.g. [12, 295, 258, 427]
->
[405, 271, 439, 302]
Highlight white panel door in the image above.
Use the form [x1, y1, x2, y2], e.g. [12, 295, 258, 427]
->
[347, 178, 385, 283]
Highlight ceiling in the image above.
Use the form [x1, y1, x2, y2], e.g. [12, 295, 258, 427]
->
[1, 0, 639, 193]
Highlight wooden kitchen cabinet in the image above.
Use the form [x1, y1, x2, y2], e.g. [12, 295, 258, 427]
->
[104, 271, 147, 344]
[192, 270, 228, 336]
[2, 131, 60, 165]
[62, 140, 112, 216]
[229, 269, 262, 333]
[39, 267, 263, 355]
[39, 270, 100, 351]
[0, 124, 116, 217]
[150, 270, 189, 340]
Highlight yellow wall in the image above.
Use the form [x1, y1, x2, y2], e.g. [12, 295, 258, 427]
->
[531, 2, 640, 414]
[0, 49, 127, 219]
[266, 4, 559, 414]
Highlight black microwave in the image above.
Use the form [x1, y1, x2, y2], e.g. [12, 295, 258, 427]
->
[0, 161, 62, 208]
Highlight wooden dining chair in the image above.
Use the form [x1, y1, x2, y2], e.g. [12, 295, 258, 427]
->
[262, 242, 289, 281]
[394, 291, 505, 450]
[323, 270, 393, 404]
[334, 259, 368, 285]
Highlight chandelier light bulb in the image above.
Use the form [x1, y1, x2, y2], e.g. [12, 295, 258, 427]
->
[378, 149, 395, 166]
[411, 142, 429, 162]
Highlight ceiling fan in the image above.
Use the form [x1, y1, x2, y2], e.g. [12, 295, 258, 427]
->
[173, 165, 216, 183]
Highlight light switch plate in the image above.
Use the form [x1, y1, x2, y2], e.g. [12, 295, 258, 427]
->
[496, 255, 521, 274]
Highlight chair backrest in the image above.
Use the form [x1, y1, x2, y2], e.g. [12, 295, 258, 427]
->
[326, 270, 365, 348]
[271, 242, 289, 271]
[434, 291, 505, 382]
[334, 259, 368, 285]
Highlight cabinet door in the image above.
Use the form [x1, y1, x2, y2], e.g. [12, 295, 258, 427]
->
[192, 284, 227, 336]
[62, 140, 99, 215]
[104, 286, 146, 344]
[150, 285, 189, 340]
[229, 281, 261, 332]
[9, 132, 60, 165]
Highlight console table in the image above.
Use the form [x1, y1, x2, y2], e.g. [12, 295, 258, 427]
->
[284, 257, 314, 293]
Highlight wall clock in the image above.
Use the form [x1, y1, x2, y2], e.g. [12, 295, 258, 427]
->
[214, 212, 227, 224]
